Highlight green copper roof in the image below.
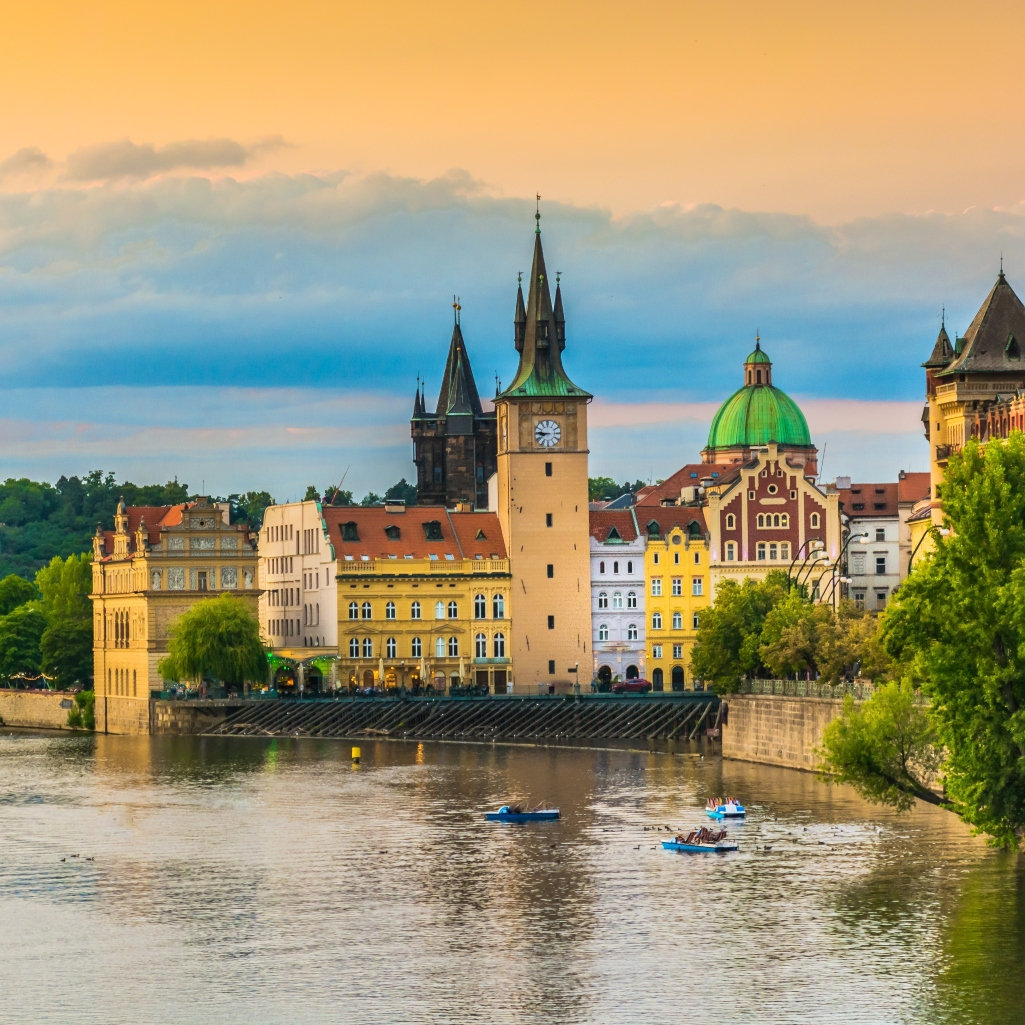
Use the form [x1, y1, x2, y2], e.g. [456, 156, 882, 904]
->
[745, 343, 771, 364]
[706, 383, 812, 450]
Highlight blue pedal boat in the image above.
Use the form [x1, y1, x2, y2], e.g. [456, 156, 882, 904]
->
[705, 798, 745, 819]
[663, 827, 737, 853]
[485, 805, 560, 823]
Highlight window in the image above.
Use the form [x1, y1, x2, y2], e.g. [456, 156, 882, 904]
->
[757, 542, 766, 561]
[447, 600, 458, 618]
[598, 591, 609, 609]
[672, 611, 682, 629]
[612, 592, 623, 609]
[493, 593, 505, 619]
[598, 623, 609, 641]
[767, 484, 777, 495]
[674, 552, 680, 565]
[385, 525, 400, 540]
[854, 592, 865, 611]
[342, 521, 359, 542]
[875, 528, 886, 542]
[411, 601, 421, 620]
[435, 601, 445, 619]
[651, 579, 662, 597]
[475, 633, 487, 658]
[627, 623, 638, 640]
[547, 615, 555, 629]
[545, 462, 552, 476]
[547, 564, 554, 578]
[673, 644, 683, 659]
[757, 514, 765, 528]
[627, 561, 633, 573]
[435, 637, 446, 657]
[692, 612, 700, 629]
[386, 637, 397, 658]
[876, 556, 887, 575]
[349, 637, 359, 657]
[362, 637, 373, 658]
[726, 514, 736, 530]
[769, 543, 778, 560]
[672, 577, 682, 596]
[810, 512, 820, 528]
[652, 645, 663, 659]
[599, 561, 605, 574]
[652, 612, 663, 630]
[385, 601, 396, 620]
[423, 520, 444, 540]
[694, 552, 700, 565]
[875, 591, 887, 611]
[781, 542, 790, 560]
[494, 633, 505, 657]
[548, 660, 556, 675]
[448, 636, 459, 656]
[362, 601, 372, 619]
[412, 636, 422, 657]
[647, 521, 660, 540]
[725, 541, 736, 561]
[692, 577, 703, 596]
[545, 513, 553, 527]
[653, 553, 660, 565]
[627, 591, 637, 609]
[474, 594, 486, 618]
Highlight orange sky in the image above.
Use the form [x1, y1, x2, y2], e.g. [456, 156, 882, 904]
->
[2, 0, 1024, 220]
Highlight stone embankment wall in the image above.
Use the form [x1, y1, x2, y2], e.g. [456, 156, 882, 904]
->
[723, 694, 846, 771]
[151, 700, 239, 735]
[0, 690, 75, 730]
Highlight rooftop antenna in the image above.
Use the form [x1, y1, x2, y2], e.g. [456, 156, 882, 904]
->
[535, 193, 541, 234]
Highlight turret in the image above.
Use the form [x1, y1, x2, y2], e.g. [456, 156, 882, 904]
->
[553, 273, 566, 351]
[743, 338, 772, 387]
[514, 273, 526, 351]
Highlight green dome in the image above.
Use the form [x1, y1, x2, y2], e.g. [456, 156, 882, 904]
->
[706, 383, 812, 450]
[745, 344, 771, 364]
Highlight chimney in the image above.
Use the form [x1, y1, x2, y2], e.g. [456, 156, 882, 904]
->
[384, 500, 407, 514]
[836, 476, 851, 490]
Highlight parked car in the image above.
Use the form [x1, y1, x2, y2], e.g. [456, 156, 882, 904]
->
[611, 677, 652, 694]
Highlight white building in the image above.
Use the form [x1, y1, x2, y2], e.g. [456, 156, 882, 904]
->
[837, 471, 929, 611]
[589, 509, 646, 685]
[258, 500, 338, 690]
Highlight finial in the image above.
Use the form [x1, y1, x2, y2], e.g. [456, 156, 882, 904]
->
[556, 271, 561, 285]
[517, 271, 522, 285]
[535, 193, 541, 234]
[452, 294, 461, 325]
[755, 329, 760, 350]
[941, 306, 945, 327]
[1000, 253, 1005, 278]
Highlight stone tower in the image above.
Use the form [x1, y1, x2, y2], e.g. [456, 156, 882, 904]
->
[493, 216, 593, 693]
[411, 306, 497, 508]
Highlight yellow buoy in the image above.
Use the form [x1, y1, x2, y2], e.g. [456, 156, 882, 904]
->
[351, 746, 361, 764]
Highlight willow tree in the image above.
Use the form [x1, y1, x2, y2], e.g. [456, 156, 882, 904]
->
[159, 594, 267, 690]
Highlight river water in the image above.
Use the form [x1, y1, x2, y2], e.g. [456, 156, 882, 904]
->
[0, 731, 1022, 1025]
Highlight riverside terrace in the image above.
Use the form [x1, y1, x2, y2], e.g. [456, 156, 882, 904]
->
[153, 692, 723, 743]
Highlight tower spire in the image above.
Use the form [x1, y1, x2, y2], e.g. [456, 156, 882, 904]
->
[535, 193, 541, 235]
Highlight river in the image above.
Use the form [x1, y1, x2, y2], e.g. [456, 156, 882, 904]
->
[0, 731, 1022, 1025]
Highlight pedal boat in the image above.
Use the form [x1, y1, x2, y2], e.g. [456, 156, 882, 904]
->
[705, 797, 746, 819]
[485, 804, 560, 823]
[663, 827, 738, 853]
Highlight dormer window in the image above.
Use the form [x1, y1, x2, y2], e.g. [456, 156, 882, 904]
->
[607, 526, 621, 541]
[342, 521, 359, 542]
[385, 525, 401, 540]
[1008, 333, 1021, 361]
[423, 520, 443, 541]
[475, 528, 487, 540]
[688, 520, 703, 539]
[647, 521, 661, 540]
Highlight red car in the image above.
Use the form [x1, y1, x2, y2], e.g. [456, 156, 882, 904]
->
[611, 677, 653, 694]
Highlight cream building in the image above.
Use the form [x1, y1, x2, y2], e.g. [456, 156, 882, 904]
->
[90, 496, 260, 733]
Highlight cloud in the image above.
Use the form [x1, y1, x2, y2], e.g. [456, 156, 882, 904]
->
[64, 136, 287, 181]
[0, 146, 52, 182]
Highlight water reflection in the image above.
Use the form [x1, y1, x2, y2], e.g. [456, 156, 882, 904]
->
[0, 732, 1021, 1024]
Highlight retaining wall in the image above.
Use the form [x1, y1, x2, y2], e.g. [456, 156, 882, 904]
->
[722, 694, 846, 771]
[0, 690, 76, 730]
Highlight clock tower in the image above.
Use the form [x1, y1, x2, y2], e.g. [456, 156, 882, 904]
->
[495, 216, 592, 693]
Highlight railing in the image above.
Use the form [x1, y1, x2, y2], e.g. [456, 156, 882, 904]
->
[738, 678, 876, 699]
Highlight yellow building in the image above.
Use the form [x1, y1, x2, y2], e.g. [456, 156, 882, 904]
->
[494, 222, 593, 693]
[324, 504, 512, 692]
[642, 514, 710, 690]
[90, 496, 260, 733]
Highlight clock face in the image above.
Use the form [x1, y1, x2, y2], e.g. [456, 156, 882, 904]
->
[535, 419, 561, 448]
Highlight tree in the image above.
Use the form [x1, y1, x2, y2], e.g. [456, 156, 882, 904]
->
[0, 604, 46, 684]
[323, 487, 354, 506]
[303, 485, 320, 502]
[690, 570, 787, 690]
[759, 590, 831, 677]
[230, 491, 274, 528]
[384, 478, 418, 505]
[66, 689, 95, 730]
[158, 594, 267, 691]
[816, 602, 890, 684]
[819, 682, 945, 812]
[882, 433, 1025, 847]
[0, 574, 37, 614]
[360, 492, 382, 506]
[35, 553, 93, 690]
[588, 476, 619, 501]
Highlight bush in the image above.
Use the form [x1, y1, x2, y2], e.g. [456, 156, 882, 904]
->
[66, 689, 95, 730]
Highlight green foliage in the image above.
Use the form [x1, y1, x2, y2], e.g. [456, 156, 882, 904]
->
[66, 689, 95, 730]
[0, 574, 37, 614]
[588, 477, 647, 501]
[818, 682, 944, 812]
[303, 485, 320, 501]
[817, 602, 891, 684]
[383, 478, 418, 505]
[229, 491, 274, 528]
[883, 433, 1025, 847]
[0, 604, 47, 683]
[759, 590, 832, 677]
[323, 487, 354, 506]
[158, 594, 267, 689]
[360, 492, 382, 506]
[691, 570, 788, 690]
[35, 554, 93, 690]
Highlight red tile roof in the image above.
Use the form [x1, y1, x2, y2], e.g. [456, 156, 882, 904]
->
[588, 510, 639, 543]
[837, 483, 898, 517]
[99, 502, 246, 559]
[897, 471, 930, 505]
[322, 507, 507, 560]
[637, 507, 708, 537]
[635, 463, 736, 507]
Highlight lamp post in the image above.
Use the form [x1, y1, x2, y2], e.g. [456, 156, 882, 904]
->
[787, 539, 826, 591]
[806, 532, 869, 605]
[908, 525, 950, 573]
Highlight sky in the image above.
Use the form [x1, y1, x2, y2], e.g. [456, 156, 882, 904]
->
[2, 1, 1025, 499]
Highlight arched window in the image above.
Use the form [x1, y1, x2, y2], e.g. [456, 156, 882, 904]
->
[810, 512, 820, 528]
[492, 593, 505, 619]
[474, 594, 486, 619]
[613, 561, 619, 574]
[361, 601, 372, 619]
[627, 623, 638, 641]
[672, 611, 682, 629]
[726, 514, 736, 530]
[599, 561, 605, 574]
[612, 592, 623, 609]
[652, 612, 663, 630]
[781, 513, 789, 527]
[448, 636, 459, 657]
[598, 623, 609, 641]
[598, 591, 609, 609]
[349, 637, 359, 657]
[386, 637, 397, 658]
[652, 667, 664, 687]
[435, 637, 446, 657]
[475, 633, 487, 658]
[411, 601, 421, 620]
[411, 636, 422, 658]
[362, 637, 373, 658]
[757, 513, 765, 528]
[435, 601, 445, 619]
[773, 514, 780, 527]
[447, 600, 458, 619]
[493, 633, 505, 657]
[385, 601, 396, 620]
[627, 591, 637, 608]
[672, 666, 685, 690]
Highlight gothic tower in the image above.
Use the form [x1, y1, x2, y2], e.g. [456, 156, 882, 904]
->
[411, 305, 497, 508]
[494, 216, 592, 693]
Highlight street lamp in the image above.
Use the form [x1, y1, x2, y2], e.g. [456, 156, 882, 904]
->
[908, 526, 950, 573]
[787, 539, 825, 591]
